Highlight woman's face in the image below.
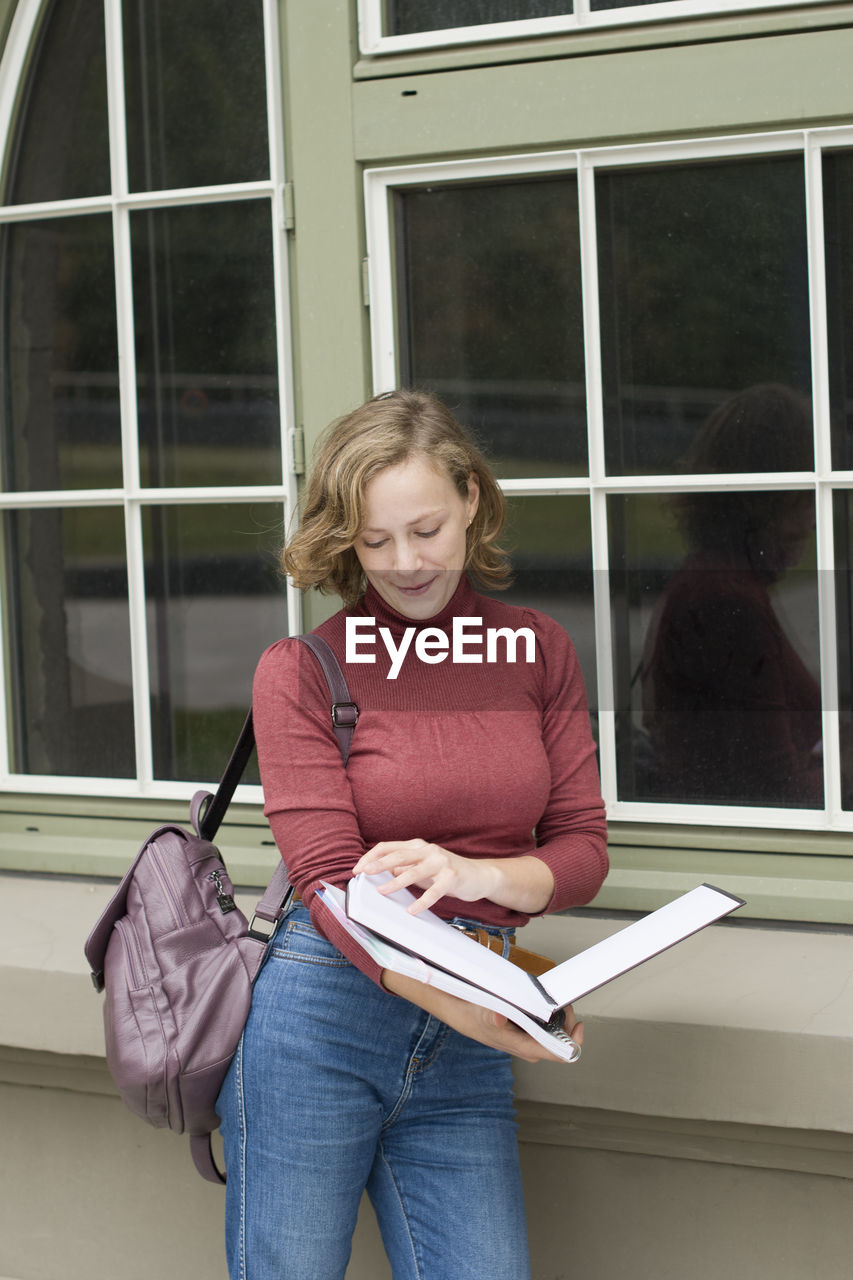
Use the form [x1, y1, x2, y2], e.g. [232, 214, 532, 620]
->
[354, 454, 480, 620]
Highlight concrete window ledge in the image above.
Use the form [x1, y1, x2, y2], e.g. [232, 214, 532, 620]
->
[2, 870, 852, 1165]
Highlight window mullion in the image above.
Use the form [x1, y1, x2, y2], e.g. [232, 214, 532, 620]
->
[105, 0, 152, 791]
[263, 0, 301, 638]
[578, 154, 617, 807]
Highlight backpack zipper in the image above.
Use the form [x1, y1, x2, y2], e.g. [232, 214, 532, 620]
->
[208, 868, 237, 915]
[115, 917, 145, 989]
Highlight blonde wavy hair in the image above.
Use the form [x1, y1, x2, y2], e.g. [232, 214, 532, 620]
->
[283, 389, 512, 607]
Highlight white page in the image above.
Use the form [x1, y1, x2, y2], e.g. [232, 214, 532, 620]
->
[345, 871, 555, 1021]
[320, 883, 580, 1063]
[539, 884, 743, 1008]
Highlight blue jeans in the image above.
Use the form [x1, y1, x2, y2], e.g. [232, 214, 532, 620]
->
[216, 904, 530, 1280]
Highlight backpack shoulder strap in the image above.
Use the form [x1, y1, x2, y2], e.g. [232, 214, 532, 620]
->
[198, 633, 357, 842]
[297, 633, 359, 765]
[246, 633, 358, 940]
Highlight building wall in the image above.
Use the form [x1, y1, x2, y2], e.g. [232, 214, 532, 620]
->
[1, 873, 851, 1279]
[0, 1, 852, 1277]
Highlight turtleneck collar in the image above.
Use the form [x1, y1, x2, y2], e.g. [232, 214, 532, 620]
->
[357, 574, 477, 636]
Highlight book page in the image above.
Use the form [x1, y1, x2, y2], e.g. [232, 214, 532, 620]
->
[539, 884, 744, 1008]
[344, 871, 555, 1022]
[319, 883, 580, 1063]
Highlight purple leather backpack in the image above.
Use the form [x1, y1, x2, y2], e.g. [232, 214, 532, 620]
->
[84, 634, 358, 1184]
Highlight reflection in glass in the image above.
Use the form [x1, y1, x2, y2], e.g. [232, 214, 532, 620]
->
[613, 386, 821, 807]
[143, 503, 287, 782]
[123, 0, 268, 193]
[824, 152, 853, 470]
[397, 178, 586, 477]
[132, 201, 280, 488]
[4, 507, 134, 777]
[4, 0, 110, 204]
[597, 156, 811, 476]
[0, 216, 121, 491]
[497, 495, 596, 722]
[833, 492, 853, 809]
[388, 1, 569, 35]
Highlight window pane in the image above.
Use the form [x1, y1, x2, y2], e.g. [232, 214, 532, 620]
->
[597, 156, 812, 476]
[824, 152, 853, 470]
[4, 507, 134, 777]
[387, 2, 570, 35]
[833, 491, 853, 809]
[0, 215, 121, 491]
[123, 0, 269, 192]
[397, 178, 586, 477]
[590, 0, 690, 7]
[612, 485, 821, 808]
[4, 0, 110, 204]
[143, 503, 287, 782]
[132, 202, 280, 488]
[500, 495, 596, 721]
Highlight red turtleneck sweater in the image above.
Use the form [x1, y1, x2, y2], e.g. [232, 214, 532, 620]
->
[252, 576, 608, 985]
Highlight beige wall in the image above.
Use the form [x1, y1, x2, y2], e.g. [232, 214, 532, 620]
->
[1, 872, 851, 1279]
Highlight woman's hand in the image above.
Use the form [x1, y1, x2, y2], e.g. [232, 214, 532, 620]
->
[354, 839, 498, 914]
[353, 839, 555, 916]
[382, 969, 584, 1064]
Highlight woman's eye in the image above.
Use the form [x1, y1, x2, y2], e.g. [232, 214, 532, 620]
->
[416, 527, 440, 540]
[362, 538, 387, 550]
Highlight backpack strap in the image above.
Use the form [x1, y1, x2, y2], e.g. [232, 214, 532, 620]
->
[190, 1133, 227, 1186]
[298, 633, 359, 764]
[244, 634, 358, 943]
[197, 633, 357, 843]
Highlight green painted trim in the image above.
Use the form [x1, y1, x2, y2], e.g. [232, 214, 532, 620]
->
[353, 4, 853, 80]
[279, 0, 371, 448]
[352, 27, 853, 162]
[592, 843, 853, 923]
[0, 800, 849, 921]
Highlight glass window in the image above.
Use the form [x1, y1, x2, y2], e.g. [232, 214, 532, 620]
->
[361, 0, 822, 52]
[369, 138, 853, 829]
[143, 503, 285, 783]
[396, 177, 586, 477]
[132, 201, 280, 489]
[0, 0, 292, 796]
[501, 494, 597, 722]
[824, 151, 853, 471]
[596, 156, 812, 477]
[5, 0, 110, 204]
[123, 0, 269, 192]
[3, 506, 134, 778]
[611, 484, 821, 808]
[386, 2, 570, 36]
[0, 215, 121, 492]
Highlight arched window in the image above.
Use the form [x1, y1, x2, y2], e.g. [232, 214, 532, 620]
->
[0, 0, 296, 794]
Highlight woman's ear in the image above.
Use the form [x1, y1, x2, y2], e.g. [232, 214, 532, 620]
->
[466, 473, 480, 525]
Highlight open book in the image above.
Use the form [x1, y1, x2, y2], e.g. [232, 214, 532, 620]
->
[317, 874, 745, 1064]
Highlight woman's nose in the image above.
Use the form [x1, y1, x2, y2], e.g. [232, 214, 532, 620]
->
[393, 539, 422, 571]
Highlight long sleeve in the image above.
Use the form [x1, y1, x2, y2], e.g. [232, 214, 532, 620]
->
[252, 580, 608, 986]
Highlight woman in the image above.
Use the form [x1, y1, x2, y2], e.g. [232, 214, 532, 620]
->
[217, 389, 608, 1279]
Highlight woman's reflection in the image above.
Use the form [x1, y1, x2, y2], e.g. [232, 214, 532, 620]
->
[639, 384, 822, 807]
